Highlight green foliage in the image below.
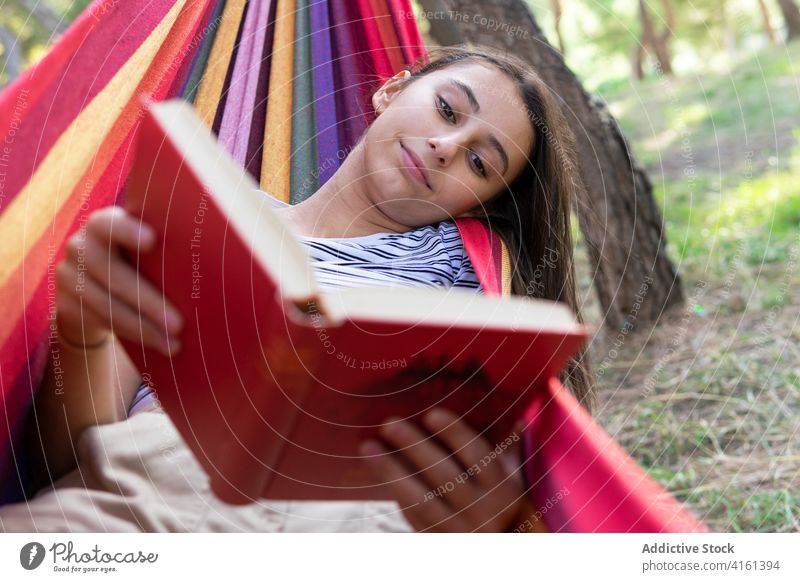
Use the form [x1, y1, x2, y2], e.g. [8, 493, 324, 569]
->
[0, 0, 93, 87]
[599, 41, 800, 289]
[531, 0, 795, 91]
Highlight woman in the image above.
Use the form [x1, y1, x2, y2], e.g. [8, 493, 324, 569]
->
[6, 47, 593, 532]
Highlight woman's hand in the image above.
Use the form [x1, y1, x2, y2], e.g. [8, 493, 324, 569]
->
[360, 408, 533, 532]
[56, 206, 183, 355]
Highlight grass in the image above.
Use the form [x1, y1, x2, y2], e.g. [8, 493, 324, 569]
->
[583, 42, 800, 532]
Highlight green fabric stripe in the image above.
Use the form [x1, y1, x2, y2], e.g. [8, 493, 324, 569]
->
[289, 0, 318, 204]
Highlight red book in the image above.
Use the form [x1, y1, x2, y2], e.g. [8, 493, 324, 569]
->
[123, 100, 588, 504]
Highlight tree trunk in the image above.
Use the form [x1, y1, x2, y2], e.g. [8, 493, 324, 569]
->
[758, 0, 778, 45]
[630, 42, 645, 81]
[418, 0, 464, 46]
[418, 0, 683, 328]
[550, 0, 566, 56]
[639, 0, 673, 75]
[777, 0, 800, 41]
[0, 25, 22, 88]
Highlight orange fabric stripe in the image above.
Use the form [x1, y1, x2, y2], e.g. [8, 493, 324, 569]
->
[260, 0, 295, 202]
[0, 0, 201, 349]
[194, 0, 247, 127]
[500, 240, 512, 297]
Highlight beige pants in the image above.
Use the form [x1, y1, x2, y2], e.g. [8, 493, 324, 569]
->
[0, 410, 413, 532]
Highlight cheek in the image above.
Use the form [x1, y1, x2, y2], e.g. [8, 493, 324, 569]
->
[438, 172, 496, 209]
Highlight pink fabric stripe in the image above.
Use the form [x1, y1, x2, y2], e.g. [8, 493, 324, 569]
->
[354, 0, 394, 79]
[454, 218, 502, 295]
[386, 0, 426, 64]
[522, 378, 708, 532]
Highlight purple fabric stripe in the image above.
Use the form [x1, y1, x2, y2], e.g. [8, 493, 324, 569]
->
[244, 1, 277, 180]
[0, 331, 49, 504]
[329, 0, 368, 151]
[309, 0, 340, 185]
[218, 0, 274, 164]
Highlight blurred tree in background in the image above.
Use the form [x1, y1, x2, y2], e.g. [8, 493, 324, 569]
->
[0, 0, 92, 88]
[529, 0, 800, 90]
[777, 0, 800, 40]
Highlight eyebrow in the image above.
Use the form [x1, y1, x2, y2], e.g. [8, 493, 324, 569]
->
[449, 78, 510, 176]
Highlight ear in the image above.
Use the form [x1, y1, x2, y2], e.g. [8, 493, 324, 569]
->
[372, 69, 412, 114]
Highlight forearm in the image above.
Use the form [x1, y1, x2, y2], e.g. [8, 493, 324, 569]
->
[29, 333, 141, 487]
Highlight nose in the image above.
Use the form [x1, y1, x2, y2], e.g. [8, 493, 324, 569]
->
[427, 134, 461, 167]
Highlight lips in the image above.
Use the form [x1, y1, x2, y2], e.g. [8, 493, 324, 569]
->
[400, 141, 431, 189]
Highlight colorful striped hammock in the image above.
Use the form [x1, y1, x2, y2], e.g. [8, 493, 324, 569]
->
[0, 0, 705, 532]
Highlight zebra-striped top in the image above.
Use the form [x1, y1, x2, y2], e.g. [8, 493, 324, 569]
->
[127, 193, 481, 415]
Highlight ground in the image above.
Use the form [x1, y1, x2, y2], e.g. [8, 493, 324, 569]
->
[578, 42, 800, 532]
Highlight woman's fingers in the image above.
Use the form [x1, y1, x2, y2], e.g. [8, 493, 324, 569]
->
[57, 261, 177, 355]
[379, 417, 480, 508]
[421, 408, 510, 490]
[86, 206, 155, 253]
[55, 288, 109, 347]
[60, 206, 183, 348]
[359, 439, 462, 532]
[70, 225, 182, 337]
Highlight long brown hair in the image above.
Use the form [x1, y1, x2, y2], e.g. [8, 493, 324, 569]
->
[402, 46, 596, 411]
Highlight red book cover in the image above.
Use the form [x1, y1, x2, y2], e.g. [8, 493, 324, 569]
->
[122, 100, 587, 504]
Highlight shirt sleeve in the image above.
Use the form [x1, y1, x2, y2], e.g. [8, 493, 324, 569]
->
[438, 222, 483, 292]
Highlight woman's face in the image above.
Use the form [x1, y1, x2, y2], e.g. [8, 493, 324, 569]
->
[361, 62, 535, 228]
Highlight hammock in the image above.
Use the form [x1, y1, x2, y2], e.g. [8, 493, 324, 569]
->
[0, 0, 705, 532]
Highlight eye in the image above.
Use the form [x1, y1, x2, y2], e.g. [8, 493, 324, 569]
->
[467, 150, 486, 178]
[436, 95, 456, 123]
[436, 95, 486, 178]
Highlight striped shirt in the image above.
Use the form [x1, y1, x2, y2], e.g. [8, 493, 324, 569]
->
[270, 194, 481, 293]
[128, 192, 481, 414]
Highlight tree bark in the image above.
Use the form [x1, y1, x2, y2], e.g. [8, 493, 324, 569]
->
[418, 0, 683, 328]
[777, 0, 800, 41]
[758, 0, 778, 45]
[0, 25, 22, 88]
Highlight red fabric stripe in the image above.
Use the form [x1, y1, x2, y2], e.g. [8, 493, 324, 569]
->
[0, 0, 181, 213]
[354, 0, 394, 80]
[386, 0, 426, 65]
[454, 218, 502, 295]
[368, 0, 405, 73]
[522, 378, 708, 532]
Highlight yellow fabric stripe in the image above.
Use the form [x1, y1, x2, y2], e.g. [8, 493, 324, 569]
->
[260, 0, 295, 202]
[0, 0, 187, 294]
[500, 239, 512, 297]
[194, 0, 247, 127]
